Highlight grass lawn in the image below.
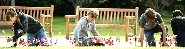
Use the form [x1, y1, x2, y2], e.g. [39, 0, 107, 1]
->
[0, 15, 181, 49]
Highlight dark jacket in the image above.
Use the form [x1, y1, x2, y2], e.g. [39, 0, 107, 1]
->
[12, 12, 43, 42]
[171, 17, 185, 35]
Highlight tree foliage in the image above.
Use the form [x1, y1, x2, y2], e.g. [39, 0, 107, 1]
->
[16, 0, 63, 7]
[141, 0, 176, 13]
[173, 0, 184, 10]
[1, 0, 184, 16]
[68, 0, 107, 8]
[0, 0, 11, 6]
[68, 0, 107, 14]
[116, 0, 138, 8]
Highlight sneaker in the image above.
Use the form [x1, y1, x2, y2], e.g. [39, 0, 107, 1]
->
[11, 43, 17, 47]
[150, 41, 156, 47]
[94, 43, 105, 46]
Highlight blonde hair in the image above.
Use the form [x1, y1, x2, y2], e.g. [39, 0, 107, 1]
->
[87, 9, 99, 18]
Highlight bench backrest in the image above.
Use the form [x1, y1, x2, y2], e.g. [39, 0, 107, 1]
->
[0, 5, 54, 22]
[75, 6, 139, 25]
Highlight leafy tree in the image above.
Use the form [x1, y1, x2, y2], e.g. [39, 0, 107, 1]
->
[11, 0, 15, 6]
[68, 0, 107, 8]
[0, 0, 11, 6]
[16, 0, 63, 7]
[68, 0, 107, 14]
[142, 0, 175, 13]
[116, 0, 138, 8]
[172, 0, 184, 10]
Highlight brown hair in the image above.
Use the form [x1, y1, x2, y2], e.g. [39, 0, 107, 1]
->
[145, 8, 156, 24]
[6, 7, 17, 21]
[87, 9, 99, 18]
[173, 10, 183, 18]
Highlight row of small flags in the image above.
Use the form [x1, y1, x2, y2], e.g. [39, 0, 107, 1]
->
[3, 29, 177, 47]
[128, 34, 177, 47]
[69, 33, 177, 47]
[16, 38, 58, 47]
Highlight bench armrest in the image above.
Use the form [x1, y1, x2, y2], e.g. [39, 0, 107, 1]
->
[65, 15, 77, 24]
[40, 14, 53, 25]
[125, 16, 136, 19]
[65, 15, 77, 18]
[0, 21, 13, 25]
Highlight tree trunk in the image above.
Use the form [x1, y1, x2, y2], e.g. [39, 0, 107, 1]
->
[11, 0, 15, 6]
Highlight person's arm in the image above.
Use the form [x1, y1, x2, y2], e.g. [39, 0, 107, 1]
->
[140, 27, 144, 46]
[74, 17, 87, 43]
[12, 13, 28, 42]
[90, 21, 101, 36]
[156, 13, 168, 46]
[139, 14, 145, 46]
[90, 21, 103, 41]
[159, 22, 167, 46]
[12, 21, 21, 42]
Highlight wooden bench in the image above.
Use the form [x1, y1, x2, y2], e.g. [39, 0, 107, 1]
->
[0, 5, 54, 38]
[65, 6, 139, 41]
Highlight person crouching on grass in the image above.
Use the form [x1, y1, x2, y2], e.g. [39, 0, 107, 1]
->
[73, 9, 103, 46]
[139, 8, 169, 47]
[6, 7, 47, 47]
[171, 10, 185, 47]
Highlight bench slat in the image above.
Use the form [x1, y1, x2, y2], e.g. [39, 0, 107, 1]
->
[110, 11, 113, 24]
[99, 11, 103, 24]
[120, 12, 123, 24]
[113, 11, 116, 24]
[79, 8, 137, 12]
[117, 11, 120, 24]
[106, 11, 109, 24]
[32, 10, 35, 19]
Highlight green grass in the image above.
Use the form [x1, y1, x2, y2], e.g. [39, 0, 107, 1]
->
[0, 16, 174, 37]
[0, 15, 179, 49]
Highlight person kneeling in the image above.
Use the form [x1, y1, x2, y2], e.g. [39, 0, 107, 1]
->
[73, 9, 104, 46]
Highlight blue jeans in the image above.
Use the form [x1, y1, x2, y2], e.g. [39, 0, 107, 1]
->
[144, 24, 168, 46]
[27, 28, 46, 46]
[176, 32, 185, 47]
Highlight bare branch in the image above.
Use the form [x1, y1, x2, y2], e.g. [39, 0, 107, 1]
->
[0, 0, 10, 6]
[5, 0, 10, 6]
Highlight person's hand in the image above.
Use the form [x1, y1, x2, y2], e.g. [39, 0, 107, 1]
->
[95, 36, 102, 43]
[75, 41, 82, 46]
[6, 37, 13, 42]
[75, 43, 79, 46]
[163, 42, 169, 46]
[94, 36, 103, 43]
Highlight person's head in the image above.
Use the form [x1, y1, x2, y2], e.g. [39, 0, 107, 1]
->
[86, 9, 99, 23]
[6, 7, 18, 22]
[144, 8, 156, 23]
[172, 10, 183, 18]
